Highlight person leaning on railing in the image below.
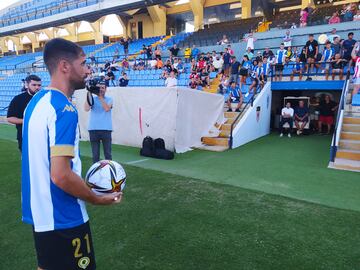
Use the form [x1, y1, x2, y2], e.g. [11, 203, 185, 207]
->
[351, 41, 360, 102]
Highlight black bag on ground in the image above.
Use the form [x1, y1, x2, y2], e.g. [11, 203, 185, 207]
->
[140, 136, 155, 157]
[154, 138, 174, 160]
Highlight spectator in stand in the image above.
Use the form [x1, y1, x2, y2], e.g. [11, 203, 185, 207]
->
[189, 77, 198, 89]
[200, 68, 210, 89]
[223, 48, 232, 75]
[244, 47, 254, 60]
[239, 55, 251, 89]
[197, 56, 206, 71]
[149, 58, 157, 69]
[154, 46, 162, 60]
[218, 34, 230, 45]
[230, 56, 240, 84]
[105, 67, 115, 87]
[177, 59, 185, 73]
[218, 74, 230, 94]
[257, 60, 265, 88]
[318, 95, 338, 134]
[104, 60, 111, 70]
[343, 4, 354, 21]
[263, 47, 274, 59]
[262, 56, 271, 82]
[120, 37, 129, 56]
[227, 44, 234, 55]
[331, 53, 346, 80]
[342, 32, 357, 71]
[321, 41, 335, 80]
[274, 43, 286, 81]
[191, 44, 200, 60]
[165, 71, 177, 87]
[169, 44, 180, 57]
[300, 8, 309, 27]
[328, 28, 340, 44]
[121, 58, 129, 71]
[290, 56, 303, 81]
[294, 100, 309, 135]
[226, 81, 243, 112]
[119, 73, 129, 87]
[213, 55, 224, 72]
[184, 46, 192, 63]
[146, 45, 153, 60]
[243, 32, 256, 52]
[291, 22, 297, 29]
[305, 34, 319, 81]
[156, 58, 163, 69]
[329, 12, 341, 24]
[279, 102, 294, 137]
[285, 46, 294, 66]
[246, 60, 260, 96]
[351, 41, 360, 101]
[283, 30, 292, 48]
[353, 10, 360, 21]
[331, 36, 341, 55]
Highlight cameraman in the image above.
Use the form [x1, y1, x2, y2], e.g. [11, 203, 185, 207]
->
[84, 80, 113, 163]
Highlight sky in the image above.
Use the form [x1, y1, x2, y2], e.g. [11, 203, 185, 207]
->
[0, 0, 20, 11]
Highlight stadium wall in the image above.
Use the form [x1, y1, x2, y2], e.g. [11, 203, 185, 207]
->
[74, 87, 224, 153]
[232, 82, 272, 148]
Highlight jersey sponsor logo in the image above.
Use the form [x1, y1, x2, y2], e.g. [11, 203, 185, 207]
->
[78, 257, 90, 269]
[62, 104, 76, 113]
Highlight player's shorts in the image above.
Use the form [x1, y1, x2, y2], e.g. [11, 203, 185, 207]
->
[319, 115, 334, 125]
[353, 77, 360, 85]
[33, 221, 96, 270]
[275, 64, 284, 71]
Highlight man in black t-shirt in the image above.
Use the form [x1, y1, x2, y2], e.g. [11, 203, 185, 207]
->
[119, 73, 129, 87]
[169, 44, 180, 57]
[230, 56, 240, 84]
[318, 95, 338, 134]
[305, 34, 318, 80]
[7, 75, 42, 151]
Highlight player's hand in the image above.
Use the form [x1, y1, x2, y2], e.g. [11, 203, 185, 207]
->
[93, 192, 123, 205]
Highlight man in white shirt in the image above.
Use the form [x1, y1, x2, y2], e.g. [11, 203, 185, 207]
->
[283, 30, 292, 48]
[213, 55, 224, 71]
[279, 102, 294, 137]
[327, 28, 340, 44]
[165, 71, 177, 87]
[244, 32, 256, 52]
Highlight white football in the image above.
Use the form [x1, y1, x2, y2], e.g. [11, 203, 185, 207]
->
[85, 160, 126, 195]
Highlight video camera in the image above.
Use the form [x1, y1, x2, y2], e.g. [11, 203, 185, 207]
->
[86, 77, 105, 95]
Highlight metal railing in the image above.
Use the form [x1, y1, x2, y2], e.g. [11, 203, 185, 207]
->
[329, 72, 351, 162]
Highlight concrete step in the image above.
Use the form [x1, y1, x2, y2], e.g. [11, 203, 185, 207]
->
[201, 137, 229, 147]
[336, 149, 360, 161]
[342, 124, 360, 133]
[341, 131, 360, 140]
[220, 124, 232, 131]
[196, 145, 229, 152]
[329, 158, 360, 172]
[224, 112, 240, 118]
[343, 116, 360, 125]
[219, 130, 230, 138]
[339, 139, 360, 151]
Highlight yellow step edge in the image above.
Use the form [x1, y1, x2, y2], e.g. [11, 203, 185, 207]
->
[343, 117, 360, 125]
[202, 137, 229, 146]
[336, 150, 360, 161]
[341, 132, 360, 141]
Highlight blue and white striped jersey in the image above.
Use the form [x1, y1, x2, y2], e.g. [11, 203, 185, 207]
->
[22, 88, 88, 232]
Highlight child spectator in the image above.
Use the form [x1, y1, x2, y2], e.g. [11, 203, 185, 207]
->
[321, 41, 335, 80]
[305, 34, 319, 80]
[283, 30, 292, 48]
[119, 73, 129, 87]
[275, 43, 286, 81]
[246, 60, 260, 97]
[290, 57, 303, 81]
[240, 55, 251, 90]
[329, 12, 341, 24]
[226, 81, 243, 112]
[331, 53, 346, 80]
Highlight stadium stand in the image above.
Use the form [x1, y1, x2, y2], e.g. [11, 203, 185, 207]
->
[0, 0, 100, 27]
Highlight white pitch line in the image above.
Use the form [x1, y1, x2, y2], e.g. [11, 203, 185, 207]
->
[125, 158, 149, 165]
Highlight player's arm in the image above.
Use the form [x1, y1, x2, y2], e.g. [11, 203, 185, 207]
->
[51, 156, 121, 205]
[7, 116, 23, 125]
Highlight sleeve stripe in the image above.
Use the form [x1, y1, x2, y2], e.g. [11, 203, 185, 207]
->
[50, 145, 75, 157]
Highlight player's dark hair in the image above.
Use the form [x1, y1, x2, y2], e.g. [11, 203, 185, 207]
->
[43, 38, 84, 75]
[25, 74, 41, 83]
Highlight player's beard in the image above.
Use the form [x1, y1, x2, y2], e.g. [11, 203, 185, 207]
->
[69, 73, 87, 91]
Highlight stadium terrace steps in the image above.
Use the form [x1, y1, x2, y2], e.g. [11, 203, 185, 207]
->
[331, 113, 360, 171]
[89, 43, 114, 57]
[329, 158, 360, 173]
